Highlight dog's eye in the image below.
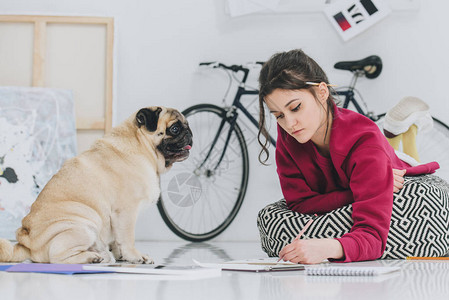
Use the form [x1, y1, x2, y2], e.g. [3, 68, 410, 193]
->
[169, 124, 181, 136]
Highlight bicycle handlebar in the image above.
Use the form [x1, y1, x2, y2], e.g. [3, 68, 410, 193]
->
[199, 62, 246, 72]
[199, 61, 264, 83]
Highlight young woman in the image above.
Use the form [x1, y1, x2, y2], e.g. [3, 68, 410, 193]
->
[256, 49, 446, 264]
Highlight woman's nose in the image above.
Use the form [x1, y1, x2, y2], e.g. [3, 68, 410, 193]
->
[284, 113, 298, 129]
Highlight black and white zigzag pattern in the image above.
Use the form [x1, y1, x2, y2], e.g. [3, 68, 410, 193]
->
[257, 175, 449, 259]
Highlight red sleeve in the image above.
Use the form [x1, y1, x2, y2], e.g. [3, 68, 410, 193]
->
[336, 146, 394, 262]
[405, 161, 439, 176]
[275, 135, 354, 214]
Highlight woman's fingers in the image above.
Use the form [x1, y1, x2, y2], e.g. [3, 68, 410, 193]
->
[393, 179, 403, 192]
[279, 240, 302, 262]
[393, 169, 406, 192]
[393, 168, 406, 178]
[394, 176, 403, 187]
[278, 244, 292, 261]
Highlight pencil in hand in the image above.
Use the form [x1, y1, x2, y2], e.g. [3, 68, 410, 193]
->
[277, 214, 317, 262]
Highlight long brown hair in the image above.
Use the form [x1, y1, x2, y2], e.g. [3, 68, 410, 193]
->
[257, 49, 336, 164]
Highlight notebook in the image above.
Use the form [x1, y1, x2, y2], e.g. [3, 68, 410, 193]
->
[305, 266, 400, 276]
[4, 263, 113, 275]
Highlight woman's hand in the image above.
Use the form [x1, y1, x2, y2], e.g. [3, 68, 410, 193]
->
[393, 169, 406, 193]
[278, 238, 344, 264]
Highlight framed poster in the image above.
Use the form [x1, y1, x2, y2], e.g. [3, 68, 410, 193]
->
[324, 0, 392, 41]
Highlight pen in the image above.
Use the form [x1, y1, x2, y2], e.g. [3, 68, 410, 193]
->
[406, 256, 449, 260]
[277, 214, 317, 262]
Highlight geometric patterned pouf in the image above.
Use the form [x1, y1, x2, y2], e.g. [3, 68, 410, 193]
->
[257, 175, 449, 259]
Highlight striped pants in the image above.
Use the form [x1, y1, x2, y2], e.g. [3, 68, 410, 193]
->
[257, 175, 449, 259]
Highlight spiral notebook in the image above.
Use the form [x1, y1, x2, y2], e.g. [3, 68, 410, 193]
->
[305, 266, 400, 276]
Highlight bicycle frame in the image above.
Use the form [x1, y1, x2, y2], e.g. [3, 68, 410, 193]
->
[232, 86, 277, 146]
[334, 71, 379, 121]
[336, 89, 365, 114]
[335, 88, 381, 121]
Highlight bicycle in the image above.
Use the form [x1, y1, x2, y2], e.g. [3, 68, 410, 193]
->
[158, 56, 449, 242]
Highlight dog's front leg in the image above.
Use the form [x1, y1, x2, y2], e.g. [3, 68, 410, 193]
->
[111, 207, 153, 264]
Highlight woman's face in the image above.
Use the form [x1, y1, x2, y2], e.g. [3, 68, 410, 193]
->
[265, 86, 329, 146]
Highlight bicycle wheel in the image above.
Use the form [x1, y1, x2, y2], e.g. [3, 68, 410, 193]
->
[158, 104, 249, 242]
[376, 114, 449, 182]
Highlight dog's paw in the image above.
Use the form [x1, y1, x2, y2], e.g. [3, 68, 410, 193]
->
[141, 254, 154, 264]
[123, 254, 154, 264]
[120, 252, 154, 264]
[99, 251, 116, 264]
[87, 252, 104, 264]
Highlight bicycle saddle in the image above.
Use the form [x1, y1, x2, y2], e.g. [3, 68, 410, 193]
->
[334, 55, 382, 79]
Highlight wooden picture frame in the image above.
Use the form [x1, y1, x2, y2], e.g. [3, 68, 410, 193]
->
[0, 15, 114, 152]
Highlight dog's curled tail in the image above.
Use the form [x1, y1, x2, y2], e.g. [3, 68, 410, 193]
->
[0, 229, 31, 262]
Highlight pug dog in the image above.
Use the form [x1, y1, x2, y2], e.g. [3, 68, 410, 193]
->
[0, 106, 192, 264]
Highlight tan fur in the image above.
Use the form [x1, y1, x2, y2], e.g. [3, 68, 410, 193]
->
[0, 106, 191, 264]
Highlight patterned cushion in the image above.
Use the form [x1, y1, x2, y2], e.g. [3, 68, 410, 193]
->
[257, 175, 449, 259]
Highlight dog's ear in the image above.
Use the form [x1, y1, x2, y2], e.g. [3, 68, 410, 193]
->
[136, 107, 162, 132]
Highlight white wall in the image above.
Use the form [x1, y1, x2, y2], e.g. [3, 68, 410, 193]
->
[2, 0, 449, 241]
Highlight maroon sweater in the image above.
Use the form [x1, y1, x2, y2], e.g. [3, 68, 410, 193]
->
[275, 107, 439, 262]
